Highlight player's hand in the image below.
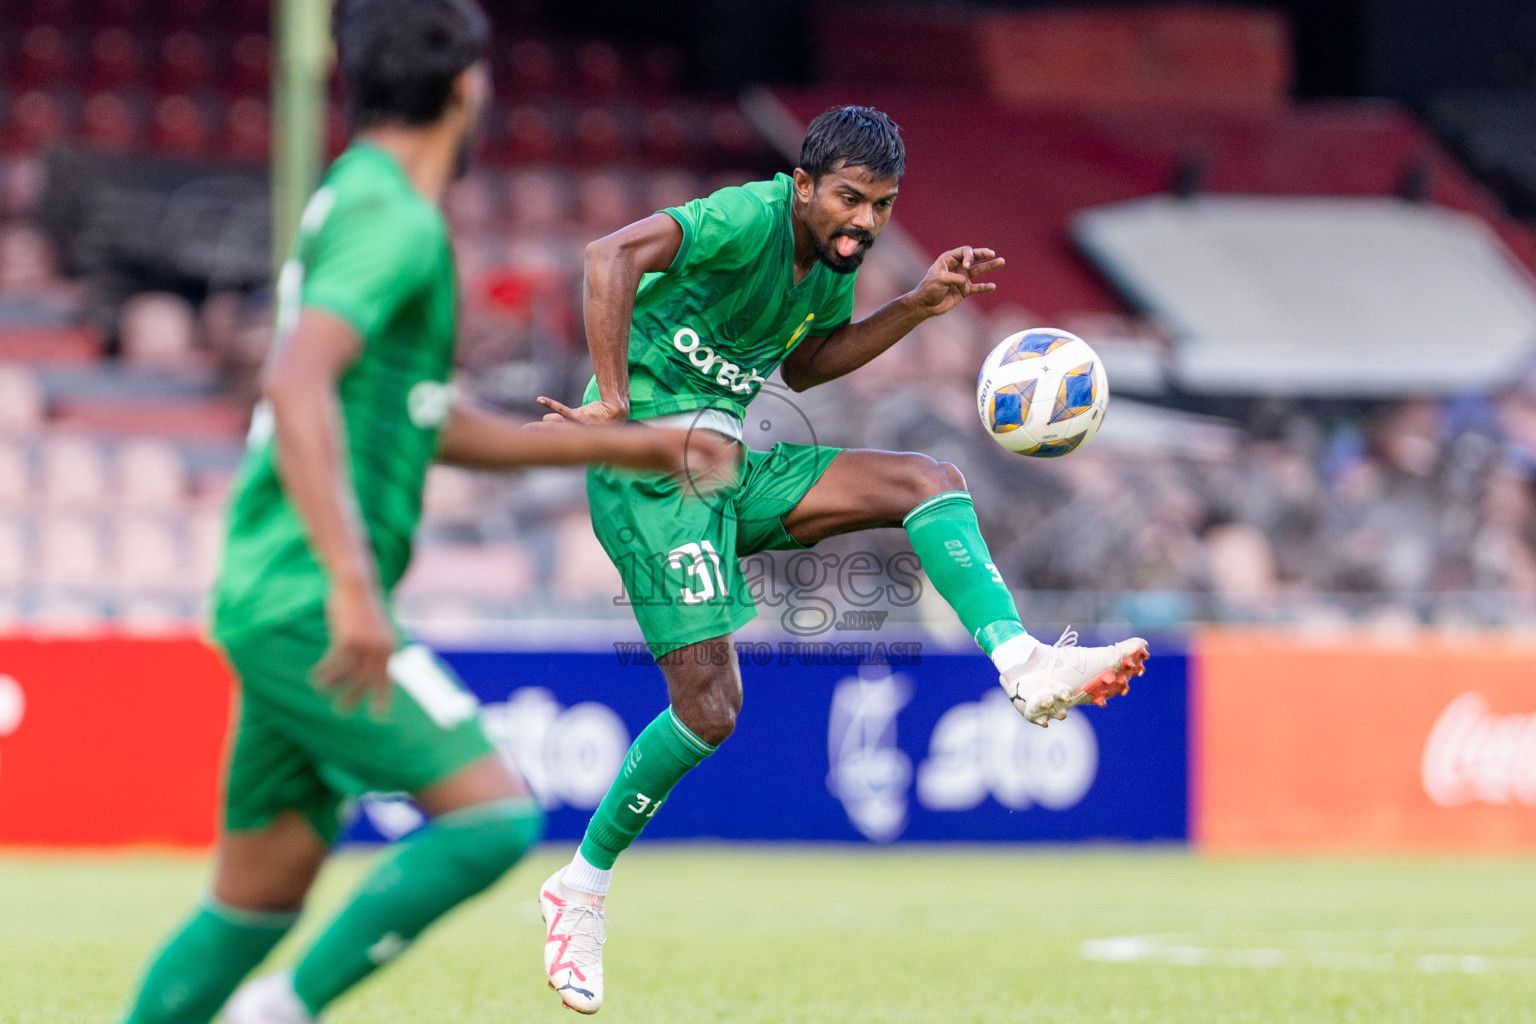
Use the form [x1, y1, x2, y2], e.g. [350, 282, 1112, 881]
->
[315, 577, 396, 715]
[907, 246, 1004, 318]
[533, 395, 629, 427]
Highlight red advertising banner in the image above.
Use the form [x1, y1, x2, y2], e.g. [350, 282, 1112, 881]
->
[0, 637, 231, 846]
[1195, 628, 1536, 850]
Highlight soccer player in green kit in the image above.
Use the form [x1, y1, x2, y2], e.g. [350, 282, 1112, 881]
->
[115, 3, 731, 1023]
[534, 106, 1150, 1013]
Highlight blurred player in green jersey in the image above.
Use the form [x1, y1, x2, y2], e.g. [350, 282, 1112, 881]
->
[117, 3, 730, 1023]
[533, 107, 1149, 1012]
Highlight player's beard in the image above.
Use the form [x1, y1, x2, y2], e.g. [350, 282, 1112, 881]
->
[812, 227, 873, 274]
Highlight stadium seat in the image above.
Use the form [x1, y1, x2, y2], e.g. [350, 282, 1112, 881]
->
[504, 104, 563, 164]
[118, 292, 198, 365]
[229, 33, 269, 98]
[18, 26, 76, 87]
[113, 513, 184, 587]
[575, 42, 627, 100]
[22, 0, 76, 27]
[0, 440, 32, 507]
[117, 437, 187, 510]
[573, 106, 631, 165]
[577, 170, 637, 236]
[81, 91, 142, 152]
[150, 93, 209, 156]
[40, 435, 107, 508]
[160, 0, 213, 33]
[87, 29, 144, 91]
[37, 512, 104, 585]
[503, 39, 559, 99]
[222, 96, 269, 161]
[89, 0, 144, 29]
[637, 45, 683, 98]
[186, 504, 223, 588]
[640, 107, 693, 165]
[158, 32, 213, 94]
[0, 515, 26, 586]
[0, 366, 45, 432]
[550, 511, 622, 597]
[8, 90, 70, 152]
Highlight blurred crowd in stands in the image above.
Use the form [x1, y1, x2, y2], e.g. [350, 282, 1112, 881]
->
[3, 3, 1536, 632]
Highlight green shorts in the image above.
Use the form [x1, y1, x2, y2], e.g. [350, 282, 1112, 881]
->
[588, 440, 842, 656]
[213, 616, 495, 843]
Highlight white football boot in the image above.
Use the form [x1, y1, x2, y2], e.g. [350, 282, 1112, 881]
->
[540, 868, 607, 1014]
[224, 972, 317, 1024]
[1001, 629, 1149, 727]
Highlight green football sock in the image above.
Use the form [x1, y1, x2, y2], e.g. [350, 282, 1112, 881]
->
[120, 897, 296, 1024]
[578, 707, 717, 870]
[291, 797, 543, 1015]
[904, 490, 1029, 656]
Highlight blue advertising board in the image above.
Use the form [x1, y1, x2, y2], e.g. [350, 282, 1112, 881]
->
[346, 643, 1188, 844]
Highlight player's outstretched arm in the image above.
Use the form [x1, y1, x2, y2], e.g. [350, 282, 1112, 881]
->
[439, 397, 737, 489]
[263, 308, 396, 710]
[781, 245, 1003, 392]
[535, 212, 684, 426]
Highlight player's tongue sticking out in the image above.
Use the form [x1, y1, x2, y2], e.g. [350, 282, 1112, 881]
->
[836, 234, 860, 258]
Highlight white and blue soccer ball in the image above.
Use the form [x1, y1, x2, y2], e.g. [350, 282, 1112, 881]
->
[975, 328, 1109, 457]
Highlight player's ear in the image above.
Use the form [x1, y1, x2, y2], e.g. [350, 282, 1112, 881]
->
[791, 167, 816, 202]
[447, 63, 489, 118]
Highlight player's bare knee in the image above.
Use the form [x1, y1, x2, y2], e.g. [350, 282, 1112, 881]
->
[894, 454, 967, 508]
[666, 663, 741, 747]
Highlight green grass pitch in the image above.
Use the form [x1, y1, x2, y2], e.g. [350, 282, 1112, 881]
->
[3, 846, 1535, 1023]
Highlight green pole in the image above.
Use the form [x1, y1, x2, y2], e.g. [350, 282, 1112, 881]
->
[271, 0, 334, 278]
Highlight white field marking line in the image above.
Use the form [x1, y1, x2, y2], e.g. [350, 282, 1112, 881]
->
[1081, 930, 1536, 976]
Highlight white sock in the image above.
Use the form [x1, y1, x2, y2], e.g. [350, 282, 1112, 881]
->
[991, 633, 1043, 677]
[563, 850, 612, 896]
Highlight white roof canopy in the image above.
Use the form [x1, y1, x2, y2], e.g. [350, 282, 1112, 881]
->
[1075, 196, 1536, 395]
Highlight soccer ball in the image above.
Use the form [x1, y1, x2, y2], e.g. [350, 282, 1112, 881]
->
[975, 328, 1109, 457]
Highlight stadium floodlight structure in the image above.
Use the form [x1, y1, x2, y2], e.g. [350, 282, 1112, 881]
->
[271, 0, 334, 277]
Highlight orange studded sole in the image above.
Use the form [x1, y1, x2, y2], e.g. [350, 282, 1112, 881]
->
[1073, 645, 1150, 708]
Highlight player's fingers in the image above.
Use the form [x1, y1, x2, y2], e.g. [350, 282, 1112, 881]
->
[969, 257, 1005, 277]
[536, 396, 575, 419]
[313, 647, 350, 690]
[965, 282, 999, 295]
[959, 245, 974, 270]
[934, 270, 970, 291]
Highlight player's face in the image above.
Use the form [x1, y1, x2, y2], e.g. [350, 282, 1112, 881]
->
[794, 162, 899, 274]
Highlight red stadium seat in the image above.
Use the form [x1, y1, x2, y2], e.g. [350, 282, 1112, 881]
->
[573, 106, 630, 165]
[223, 96, 269, 161]
[151, 94, 207, 156]
[229, 33, 269, 97]
[89, 0, 144, 29]
[638, 46, 683, 99]
[22, 0, 75, 28]
[159, 31, 212, 92]
[88, 29, 144, 91]
[9, 90, 69, 152]
[641, 107, 692, 165]
[19, 26, 76, 87]
[326, 102, 347, 157]
[708, 107, 756, 163]
[575, 42, 626, 100]
[231, 0, 269, 33]
[504, 39, 559, 98]
[161, 0, 213, 32]
[82, 91, 142, 152]
[505, 104, 561, 164]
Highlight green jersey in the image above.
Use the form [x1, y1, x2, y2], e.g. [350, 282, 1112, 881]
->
[582, 173, 857, 422]
[212, 144, 458, 636]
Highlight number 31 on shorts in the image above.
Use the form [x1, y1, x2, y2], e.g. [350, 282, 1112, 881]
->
[668, 540, 728, 605]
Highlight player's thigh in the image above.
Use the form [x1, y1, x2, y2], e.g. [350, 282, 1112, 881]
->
[776, 448, 961, 546]
[732, 442, 845, 554]
[588, 463, 756, 658]
[220, 640, 351, 846]
[223, 621, 506, 827]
